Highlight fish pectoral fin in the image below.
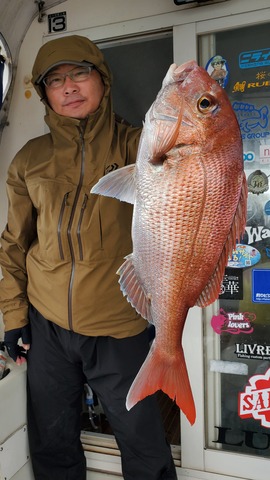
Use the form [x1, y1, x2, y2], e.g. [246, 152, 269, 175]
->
[149, 99, 183, 164]
[196, 175, 248, 308]
[90, 164, 136, 204]
[126, 342, 196, 426]
[117, 254, 153, 323]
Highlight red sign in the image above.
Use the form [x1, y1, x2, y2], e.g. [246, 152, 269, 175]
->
[239, 368, 270, 428]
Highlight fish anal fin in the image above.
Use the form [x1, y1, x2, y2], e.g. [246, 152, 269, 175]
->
[196, 175, 248, 308]
[117, 254, 153, 323]
[126, 343, 196, 426]
[90, 164, 136, 204]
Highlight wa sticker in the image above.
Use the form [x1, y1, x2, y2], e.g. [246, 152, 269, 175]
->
[239, 368, 270, 428]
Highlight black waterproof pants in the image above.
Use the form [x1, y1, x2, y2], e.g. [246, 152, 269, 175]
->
[27, 306, 177, 480]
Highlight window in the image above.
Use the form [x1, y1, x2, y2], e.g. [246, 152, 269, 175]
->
[200, 22, 270, 459]
[0, 33, 12, 109]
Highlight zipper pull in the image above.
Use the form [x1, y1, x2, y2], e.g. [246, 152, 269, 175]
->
[81, 193, 88, 210]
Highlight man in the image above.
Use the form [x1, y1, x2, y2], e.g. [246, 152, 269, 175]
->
[0, 35, 177, 480]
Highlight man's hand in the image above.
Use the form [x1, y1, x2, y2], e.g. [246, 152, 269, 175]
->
[4, 325, 31, 365]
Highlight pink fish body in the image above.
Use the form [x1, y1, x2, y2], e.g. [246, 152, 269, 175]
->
[91, 61, 247, 425]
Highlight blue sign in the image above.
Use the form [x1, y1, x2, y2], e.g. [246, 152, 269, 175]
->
[265, 200, 270, 216]
[252, 269, 270, 303]
[239, 48, 270, 69]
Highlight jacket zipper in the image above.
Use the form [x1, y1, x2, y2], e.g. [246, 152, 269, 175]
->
[77, 193, 88, 261]
[57, 192, 69, 260]
[67, 130, 85, 330]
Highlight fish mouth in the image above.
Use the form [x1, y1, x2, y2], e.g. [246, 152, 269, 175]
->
[173, 61, 198, 84]
[162, 61, 198, 89]
[154, 112, 194, 130]
[155, 113, 178, 122]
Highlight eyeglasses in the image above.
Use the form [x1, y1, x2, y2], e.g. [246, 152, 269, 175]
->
[43, 66, 94, 89]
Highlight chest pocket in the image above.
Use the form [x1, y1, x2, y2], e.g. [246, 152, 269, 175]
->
[26, 179, 133, 263]
[27, 179, 76, 261]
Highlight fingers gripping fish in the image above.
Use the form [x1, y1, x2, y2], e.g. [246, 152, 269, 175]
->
[91, 61, 247, 425]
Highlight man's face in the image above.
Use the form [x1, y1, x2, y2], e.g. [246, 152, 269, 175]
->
[45, 64, 105, 119]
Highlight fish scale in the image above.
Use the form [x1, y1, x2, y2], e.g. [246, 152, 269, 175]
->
[91, 60, 247, 425]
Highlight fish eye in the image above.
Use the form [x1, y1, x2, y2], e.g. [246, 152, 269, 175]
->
[197, 94, 217, 113]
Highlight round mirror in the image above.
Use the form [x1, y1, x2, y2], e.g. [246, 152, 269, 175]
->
[0, 33, 12, 109]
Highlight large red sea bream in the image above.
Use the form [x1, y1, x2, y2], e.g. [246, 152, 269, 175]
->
[91, 61, 247, 425]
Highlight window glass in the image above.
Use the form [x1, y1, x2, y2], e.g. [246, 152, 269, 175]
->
[0, 33, 12, 109]
[100, 33, 173, 126]
[200, 22, 270, 458]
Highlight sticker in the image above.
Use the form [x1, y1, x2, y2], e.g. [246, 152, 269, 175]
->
[48, 12, 67, 34]
[265, 201, 270, 216]
[227, 244, 261, 268]
[247, 170, 269, 195]
[239, 367, 270, 428]
[243, 151, 255, 163]
[211, 309, 255, 335]
[245, 226, 270, 245]
[232, 76, 270, 94]
[239, 48, 270, 69]
[260, 145, 270, 164]
[232, 81, 246, 94]
[219, 267, 243, 300]
[235, 343, 270, 361]
[242, 131, 270, 141]
[205, 55, 228, 88]
[252, 269, 270, 303]
[232, 102, 269, 134]
[213, 425, 270, 450]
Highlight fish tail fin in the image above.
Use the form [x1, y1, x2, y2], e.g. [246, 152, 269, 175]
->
[126, 342, 196, 425]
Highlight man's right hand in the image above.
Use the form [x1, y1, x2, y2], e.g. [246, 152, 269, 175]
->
[4, 324, 31, 365]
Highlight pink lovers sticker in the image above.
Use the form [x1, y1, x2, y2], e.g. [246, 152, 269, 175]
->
[211, 308, 255, 335]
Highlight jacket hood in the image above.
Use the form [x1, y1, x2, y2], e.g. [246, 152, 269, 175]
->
[32, 35, 112, 100]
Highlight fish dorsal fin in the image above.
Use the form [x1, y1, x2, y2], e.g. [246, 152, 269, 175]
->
[196, 176, 247, 307]
[117, 254, 153, 323]
[90, 164, 136, 204]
